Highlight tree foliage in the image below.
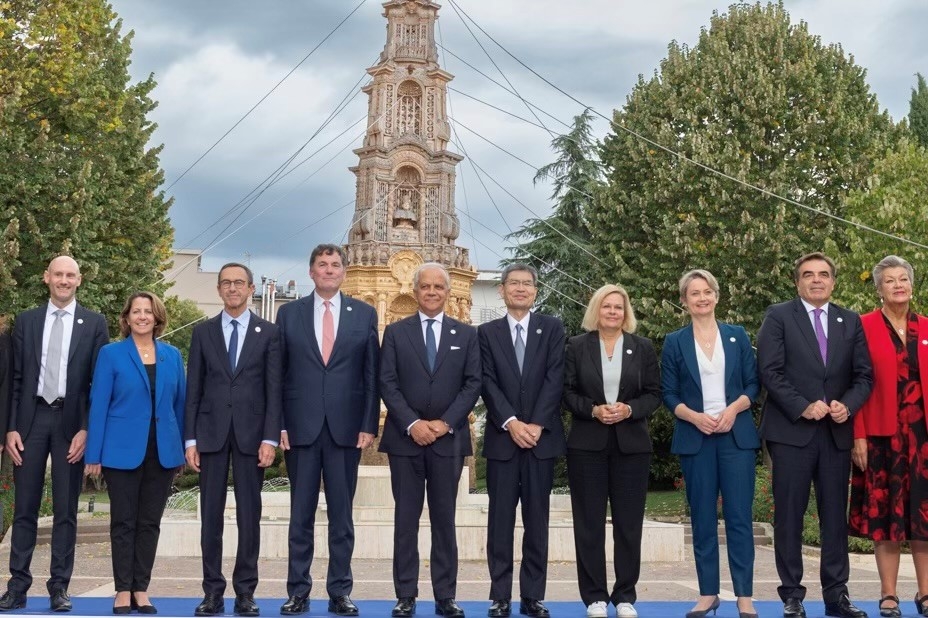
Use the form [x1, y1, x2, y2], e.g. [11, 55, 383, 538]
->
[910, 73, 928, 149]
[0, 0, 173, 329]
[161, 296, 207, 363]
[504, 109, 606, 337]
[840, 141, 928, 312]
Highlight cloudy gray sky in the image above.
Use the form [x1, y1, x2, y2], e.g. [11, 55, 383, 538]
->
[107, 0, 928, 294]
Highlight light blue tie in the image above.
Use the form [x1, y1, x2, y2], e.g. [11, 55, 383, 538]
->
[514, 324, 525, 374]
[425, 319, 437, 372]
[43, 310, 66, 404]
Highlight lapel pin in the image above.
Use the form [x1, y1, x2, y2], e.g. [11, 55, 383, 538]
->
[77, 318, 84, 324]
[837, 317, 844, 323]
[536, 328, 542, 334]
[255, 327, 262, 333]
[626, 349, 632, 355]
[922, 340, 928, 345]
[730, 337, 736, 342]
[346, 306, 352, 311]
[450, 329, 456, 335]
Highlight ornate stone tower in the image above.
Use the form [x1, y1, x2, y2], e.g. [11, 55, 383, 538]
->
[342, 0, 476, 332]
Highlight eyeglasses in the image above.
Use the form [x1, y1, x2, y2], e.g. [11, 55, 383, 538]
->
[219, 279, 249, 290]
[504, 279, 536, 288]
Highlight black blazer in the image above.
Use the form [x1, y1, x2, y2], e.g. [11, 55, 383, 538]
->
[0, 330, 11, 433]
[184, 311, 283, 455]
[10, 303, 109, 439]
[379, 313, 481, 458]
[479, 313, 566, 461]
[563, 330, 660, 453]
[757, 298, 873, 450]
[276, 293, 380, 447]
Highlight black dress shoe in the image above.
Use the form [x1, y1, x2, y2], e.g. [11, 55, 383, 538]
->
[393, 598, 416, 618]
[784, 598, 806, 618]
[436, 599, 465, 618]
[280, 595, 309, 616]
[235, 594, 260, 617]
[50, 589, 72, 612]
[519, 599, 549, 618]
[328, 596, 359, 616]
[132, 594, 158, 615]
[0, 591, 26, 612]
[488, 600, 511, 618]
[113, 604, 131, 615]
[195, 594, 225, 616]
[825, 595, 867, 618]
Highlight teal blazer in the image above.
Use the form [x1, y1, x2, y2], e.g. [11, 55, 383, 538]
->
[85, 338, 186, 469]
[661, 322, 760, 455]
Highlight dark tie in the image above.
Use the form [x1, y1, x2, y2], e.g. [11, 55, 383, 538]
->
[425, 318, 437, 372]
[229, 319, 239, 371]
[813, 308, 827, 364]
[514, 324, 525, 374]
[43, 309, 66, 404]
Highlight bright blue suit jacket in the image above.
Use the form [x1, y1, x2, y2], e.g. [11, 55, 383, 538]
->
[85, 338, 186, 469]
[661, 322, 760, 455]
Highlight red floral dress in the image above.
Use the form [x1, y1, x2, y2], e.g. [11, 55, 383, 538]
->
[849, 313, 928, 541]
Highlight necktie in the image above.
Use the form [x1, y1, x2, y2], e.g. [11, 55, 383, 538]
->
[813, 308, 827, 364]
[514, 324, 525, 374]
[42, 309, 66, 405]
[229, 319, 239, 371]
[425, 318, 437, 372]
[322, 301, 335, 365]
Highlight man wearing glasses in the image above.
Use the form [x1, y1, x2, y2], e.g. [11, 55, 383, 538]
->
[478, 263, 566, 618]
[185, 262, 283, 617]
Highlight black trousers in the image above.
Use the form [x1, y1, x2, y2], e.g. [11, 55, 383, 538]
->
[102, 427, 174, 592]
[567, 432, 650, 606]
[768, 423, 851, 603]
[8, 404, 84, 595]
[388, 449, 464, 600]
[486, 451, 554, 601]
[199, 433, 265, 596]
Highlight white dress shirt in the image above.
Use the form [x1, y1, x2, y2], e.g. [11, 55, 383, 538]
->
[222, 309, 250, 368]
[800, 298, 829, 337]
[37, 299, 77, 398]
[696, 331, 727, 418]
[501, 312, 531, 430]
[314, 292, 341, 354]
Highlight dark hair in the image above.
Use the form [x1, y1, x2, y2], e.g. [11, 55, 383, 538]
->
[218, 262, 254, 286]
[310, 244, 348, 267]
[119, 291, 168, 339]
[793, 252, 836, 283]
[500, 263, 538, 286]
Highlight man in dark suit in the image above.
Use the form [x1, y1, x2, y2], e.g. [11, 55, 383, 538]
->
[758, 252, 873, 618]
[479, 264, 565, 618]
[379, 263, 482, 618]
[185, 263, 282, 617]
[1, 256, 109, 612]
[275, 244, 379, 617]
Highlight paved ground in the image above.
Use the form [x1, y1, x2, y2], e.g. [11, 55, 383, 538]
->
[0, 537, 916, 606]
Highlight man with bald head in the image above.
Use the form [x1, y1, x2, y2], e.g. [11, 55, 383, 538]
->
[1, 256, 109, 612]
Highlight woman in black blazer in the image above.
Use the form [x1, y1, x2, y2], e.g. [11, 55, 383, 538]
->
[564, 284, 661, 618]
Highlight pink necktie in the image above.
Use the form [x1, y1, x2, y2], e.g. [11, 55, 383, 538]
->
[322, 301, 334, 365]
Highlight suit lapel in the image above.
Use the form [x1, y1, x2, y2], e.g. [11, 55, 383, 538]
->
[327, 293, 350, 364]
[586, 332, 605, 400]
[125, 338, 150, 392]
[300, 294, 324, 365]
[207, 315, 231, 377]
[233, 311, 261, 378]
[618, 334, 636, 400]
[31, 308, 44, 375]
[153, 341, 167, 405]
[432, 317, 455, 374]
[492, 317, 521, 379]
[791, 299, 825, 367]
[521, 314, 542, 381]
[67, 305, 87, 363]
[680, 324, 701, 389]
[403, 315, 431, 373]
[720, 324, 737, 387]
[825, 306, 843, 368]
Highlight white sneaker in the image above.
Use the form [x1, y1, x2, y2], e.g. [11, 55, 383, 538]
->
[616, 603, 638, 618]
[587, 601, 608, 618]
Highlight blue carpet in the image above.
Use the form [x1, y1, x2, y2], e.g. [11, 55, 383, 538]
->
[0, 599, 888, 618]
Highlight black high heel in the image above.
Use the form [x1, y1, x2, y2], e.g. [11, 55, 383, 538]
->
[132, 593, 158, 615]
[686, 597, 721, 618]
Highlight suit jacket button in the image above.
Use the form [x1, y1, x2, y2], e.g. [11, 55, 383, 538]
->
[227, 403, 232, 407]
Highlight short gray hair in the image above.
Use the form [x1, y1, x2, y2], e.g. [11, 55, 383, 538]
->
[873, 255, 915, 289]
[679, 269, 720, 303]
[500, 263, 537, 286]
[413, 262, 450, 288]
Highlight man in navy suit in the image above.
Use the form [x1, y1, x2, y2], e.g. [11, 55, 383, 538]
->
[1, 256, 109, 612]
[479, 264, 565, 618]
[379, 263, 482, 618]
[757, 252, 873, 618]
[275, 244, 379, 617]
[185, 263, 283, 617]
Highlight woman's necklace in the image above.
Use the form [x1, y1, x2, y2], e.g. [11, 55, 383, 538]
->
[694, 328, 717, 349]
[137, 345, 154, 359]
[882, 310, 907, 337]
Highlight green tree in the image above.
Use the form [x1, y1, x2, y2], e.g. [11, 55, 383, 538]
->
[840, 141, 928, 311]
[0, 0, 173, 329]
[910, 73, 928, 149]
[161, 296, 208, 363]
[592, 1, 896, 487]
[504, 109, 607, 337]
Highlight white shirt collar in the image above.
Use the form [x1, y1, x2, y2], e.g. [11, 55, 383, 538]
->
[506, 311, 531, 333]
[800, 298, 829, 315]
[419, 311, 444, 325]
[47, 299, 77, 317]
[315, 292, 341, 311]
[222, 310, 251, 329]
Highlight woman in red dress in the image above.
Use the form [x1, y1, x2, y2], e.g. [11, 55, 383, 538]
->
[850, 255, 928, 617]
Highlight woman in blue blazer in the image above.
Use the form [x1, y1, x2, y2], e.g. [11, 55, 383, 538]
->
[85, 292, 186, 614]
[661, 270, 760, 618]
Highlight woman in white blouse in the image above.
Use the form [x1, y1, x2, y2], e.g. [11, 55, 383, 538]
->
[661, 270, 761, 618]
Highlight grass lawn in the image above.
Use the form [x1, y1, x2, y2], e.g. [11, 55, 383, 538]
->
[644, 490, 688, 520]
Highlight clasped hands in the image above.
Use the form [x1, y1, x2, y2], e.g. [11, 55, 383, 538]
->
[507, 419, 543, 449]
[409, 419, 451, 446]
[594, 402, 631, 426]
[801, 399, 849, 423]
